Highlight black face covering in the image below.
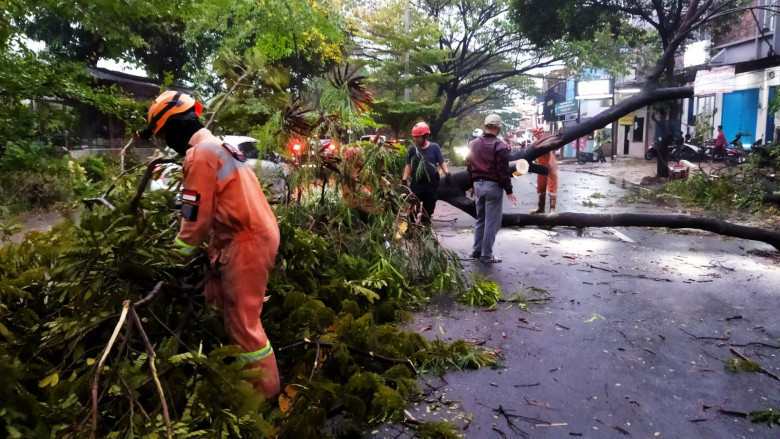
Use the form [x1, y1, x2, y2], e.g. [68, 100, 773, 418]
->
[163, 111, 204, 156]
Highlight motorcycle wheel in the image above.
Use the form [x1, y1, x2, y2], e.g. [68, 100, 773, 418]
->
[577, 157, 585, 165]
[645, 150, 654, 160]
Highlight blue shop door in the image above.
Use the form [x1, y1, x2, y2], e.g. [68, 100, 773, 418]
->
[722, 88, 759, 147]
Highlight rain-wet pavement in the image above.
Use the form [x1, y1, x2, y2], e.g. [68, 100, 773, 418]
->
[372, 163, 780, 438]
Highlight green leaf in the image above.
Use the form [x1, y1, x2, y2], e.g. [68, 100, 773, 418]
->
[38, 372, 58, 388]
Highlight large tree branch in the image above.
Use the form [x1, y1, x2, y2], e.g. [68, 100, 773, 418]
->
[498, 213, 780, 251]
[459, 58, 559, 95]
[437, 180, 780, 250]
[513, 85, 693, 163]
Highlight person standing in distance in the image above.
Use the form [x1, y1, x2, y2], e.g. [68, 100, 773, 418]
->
[142, 90, 281, 400]
[467, 114, 516, 263]
[712, 125, 727, 162]
[402, 122, 450, 225]
[529, 126, 558, 214]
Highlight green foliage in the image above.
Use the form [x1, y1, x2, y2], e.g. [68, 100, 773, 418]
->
[458, 273, 503, 307]
[0, 142, 115, 215]
[0, 150, 500, 437]
[723, 357, 762, 373]
[582, 199, 600, 208]
[694, 109, 717, 145]
[354, 0, 541, 139]
[414, 421, 461, 439]
[77, 156, 115, 182]
[750, 409, 780, 427]
[648, 169, 769, 212]
[417, 340, 498, 375]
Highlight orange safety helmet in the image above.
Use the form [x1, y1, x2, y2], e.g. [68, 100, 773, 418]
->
[411, 122, 431, 137]
[147, 90, 203, 136]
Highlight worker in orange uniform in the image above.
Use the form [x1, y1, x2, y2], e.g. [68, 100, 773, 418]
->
[530, 126, 558, 214]
[143, 90, 281, 399]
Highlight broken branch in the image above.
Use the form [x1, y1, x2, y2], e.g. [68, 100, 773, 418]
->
[130, 307, 172, 438]
[729, 346, 780, 382]
[278, 339, 417, 374]
[91, 300, 131, 437]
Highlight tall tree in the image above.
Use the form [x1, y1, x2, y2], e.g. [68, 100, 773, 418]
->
[15, 0, 207, 80]
[509, 0, 774, 178]
[356, 0, 555, 140]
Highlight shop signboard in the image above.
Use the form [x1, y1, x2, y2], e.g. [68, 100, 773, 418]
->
[577, 79, 612, 98]
[694, 67, 735, 95]
[555, 100, 578, 116]
[618, 113, 635, 126]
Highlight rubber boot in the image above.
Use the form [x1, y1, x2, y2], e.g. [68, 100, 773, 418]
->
[549, 196, 557, 214]
[530, 194, 546, 214]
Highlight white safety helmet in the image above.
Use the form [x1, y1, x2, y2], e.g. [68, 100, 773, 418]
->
[472, 129, 483, 138]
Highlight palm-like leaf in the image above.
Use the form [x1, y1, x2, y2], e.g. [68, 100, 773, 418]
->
[329, 63, 374, 115]
[280, 97, 313, 137]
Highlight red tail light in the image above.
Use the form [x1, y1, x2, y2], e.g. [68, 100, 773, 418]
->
[328, 143, 336, 151]
[390, 139, 398, 143]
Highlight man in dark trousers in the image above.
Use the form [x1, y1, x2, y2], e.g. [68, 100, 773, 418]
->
[402, 121, 450, 225]
[467, 114, 517, 263]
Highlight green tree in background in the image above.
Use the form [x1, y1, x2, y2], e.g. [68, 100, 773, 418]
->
[354, 0, 551, 141]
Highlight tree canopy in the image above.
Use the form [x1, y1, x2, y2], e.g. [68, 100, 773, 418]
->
[354, 0, 554, 141]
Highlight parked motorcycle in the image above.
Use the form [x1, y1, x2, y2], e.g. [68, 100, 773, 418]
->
[577, 144, 607, 164]
[722, 134, 760, 166]
[671, 141, 708, 162]
[645, 132, 685, 160]
[645, 138, 659, 160]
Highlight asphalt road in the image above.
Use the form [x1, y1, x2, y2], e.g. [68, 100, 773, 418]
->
[372, 167, 780, 438]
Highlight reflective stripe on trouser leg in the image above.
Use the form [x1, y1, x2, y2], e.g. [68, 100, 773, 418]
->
[239, 340, 273, 363]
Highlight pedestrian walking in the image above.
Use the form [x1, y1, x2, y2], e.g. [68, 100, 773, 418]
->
[402, 122, 450, 225]
[467, 114, 517, 263]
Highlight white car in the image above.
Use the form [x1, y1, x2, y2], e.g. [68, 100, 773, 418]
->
[360, 135, 387, 143]
[150, 136, 288, 200]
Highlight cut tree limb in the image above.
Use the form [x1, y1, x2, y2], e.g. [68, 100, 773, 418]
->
[495, 212, 780, 250]
[130, 307, 172, 439]
[92, 300, 131, 438]
[437, 177, 780, 251]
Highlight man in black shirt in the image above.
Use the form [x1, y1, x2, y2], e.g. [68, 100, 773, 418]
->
[402, 121, 450, 225]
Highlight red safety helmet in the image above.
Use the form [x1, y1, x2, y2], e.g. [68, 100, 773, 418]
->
[411, 122, 431, 137]
[147, 90, 203, 136]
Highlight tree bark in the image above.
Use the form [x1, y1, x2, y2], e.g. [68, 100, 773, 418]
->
[513, 86, 693, 164]
[437, 174, 780, 250]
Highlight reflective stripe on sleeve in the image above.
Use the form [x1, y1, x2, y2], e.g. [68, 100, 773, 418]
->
[174, 237, 198, 255]
[238, 340, 274, 363]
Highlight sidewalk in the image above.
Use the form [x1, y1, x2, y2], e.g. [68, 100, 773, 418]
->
[559, 156, 722, 186]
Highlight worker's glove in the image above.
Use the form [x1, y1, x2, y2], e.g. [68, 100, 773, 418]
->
[445, 172, 452, 184]
[401, 179, 408, 187]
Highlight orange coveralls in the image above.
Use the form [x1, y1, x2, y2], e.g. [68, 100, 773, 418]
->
[535, 151, 558, 197]
[174, 128, 281, 399]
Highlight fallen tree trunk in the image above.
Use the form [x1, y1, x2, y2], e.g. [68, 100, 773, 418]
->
[501, 213, 780, 251]
[437, 176, 780, 250]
